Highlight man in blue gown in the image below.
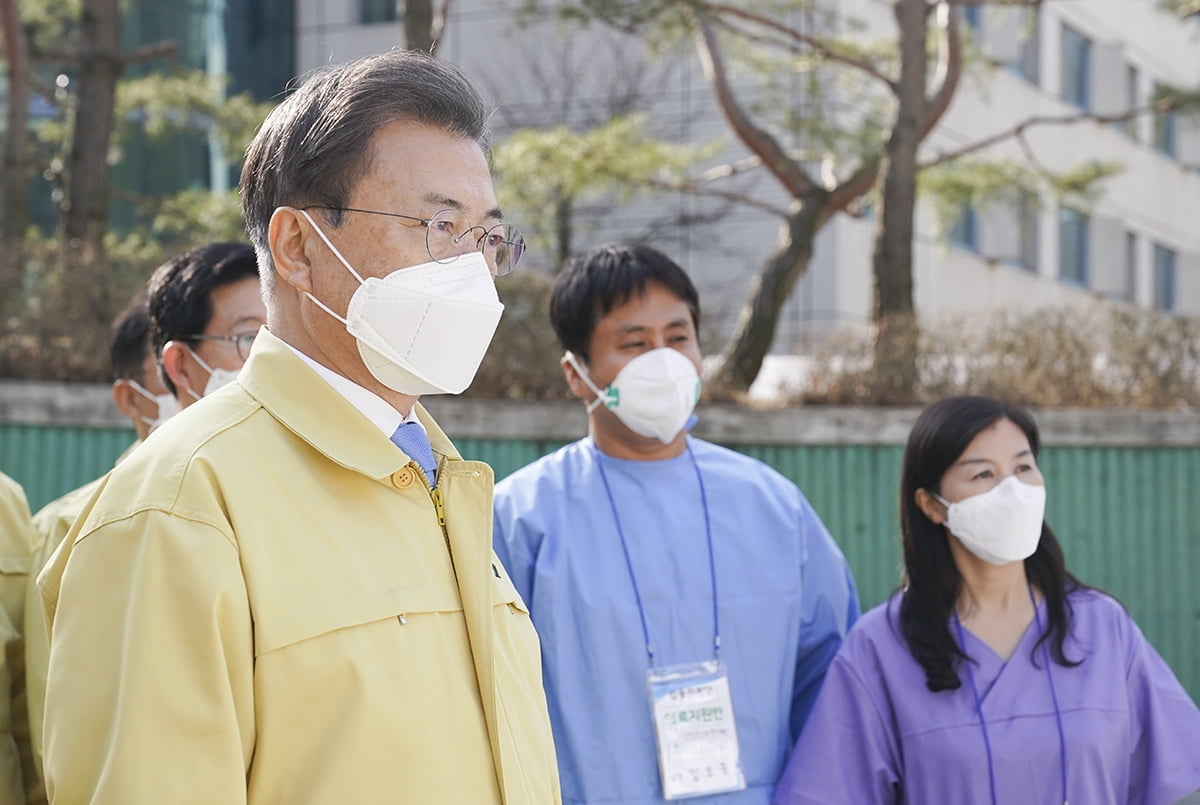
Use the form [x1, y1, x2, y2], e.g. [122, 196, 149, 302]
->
[493, 243, 859, 804]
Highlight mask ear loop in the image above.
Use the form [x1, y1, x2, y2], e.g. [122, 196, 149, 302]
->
[124, 378, 157, 405]
[123, 379, 162, 427]
[181, 343, 216, 376]
[165, 341, 216, 402]
[296, 209, 365, 326]
[564, 351, 607, 413]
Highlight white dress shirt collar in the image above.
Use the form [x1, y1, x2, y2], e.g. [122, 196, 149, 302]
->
[279, 341, 423, 437]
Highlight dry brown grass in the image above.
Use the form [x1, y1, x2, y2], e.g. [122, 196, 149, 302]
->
[802, 306, 1200, 410]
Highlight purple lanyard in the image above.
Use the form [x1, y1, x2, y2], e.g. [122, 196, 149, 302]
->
[592, 441, 720, 667]
[954, 584, 1069, 805]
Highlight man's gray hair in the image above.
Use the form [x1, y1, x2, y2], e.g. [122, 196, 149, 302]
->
[239, 50, 490, 292]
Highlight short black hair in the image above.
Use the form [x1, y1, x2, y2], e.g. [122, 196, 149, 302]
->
[549, 243, 701, 363]
[239, 50, 490, 291]
[109, 293, 152, 384]
[147, 242, 259, 395]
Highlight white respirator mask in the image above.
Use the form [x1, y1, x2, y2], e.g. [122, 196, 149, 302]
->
[566, 347, 701, 444]
[126, 379, 179, 433]
[182, 345, 241, 401]
[300, 209, 504, 396]
[934, 475, 1047, 565]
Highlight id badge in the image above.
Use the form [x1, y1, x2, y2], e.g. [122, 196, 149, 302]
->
[646, 660, 746, 800]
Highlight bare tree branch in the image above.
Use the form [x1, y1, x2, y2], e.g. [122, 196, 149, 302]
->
[921, 2, 962, 137]
[34, 39, 176, 66]
[1015, 129, 1050, 175]
[920, 93, 1199, 169]
[823, 157, 881, 225]
[937, 0, 1043, 6]
[707, 2, 898, 90]
[643, 176, 792, 218]
[809, 2, 961, 226]
[692, 17, 818, 197]
[123, 40, 177, 64]
[695, 154, 763, 183]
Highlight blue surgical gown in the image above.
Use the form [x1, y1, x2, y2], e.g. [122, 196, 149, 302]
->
[493, 437, 860, 804]
[773, 589, 1200, 804]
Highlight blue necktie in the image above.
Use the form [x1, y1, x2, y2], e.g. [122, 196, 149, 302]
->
[389, 422, 437, 487]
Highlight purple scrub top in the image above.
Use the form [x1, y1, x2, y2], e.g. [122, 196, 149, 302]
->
[774, 589, 1200, 805]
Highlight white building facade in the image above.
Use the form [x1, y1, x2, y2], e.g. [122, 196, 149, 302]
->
[292, 0, 1200, 352]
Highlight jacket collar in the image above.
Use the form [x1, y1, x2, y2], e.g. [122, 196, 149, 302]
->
[238, 328, 461, 479]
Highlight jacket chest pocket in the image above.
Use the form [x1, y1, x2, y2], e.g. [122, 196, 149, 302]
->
[489, 561, 542, 669]
[489, 561, 529, 616]
[253, 583, 464, 657]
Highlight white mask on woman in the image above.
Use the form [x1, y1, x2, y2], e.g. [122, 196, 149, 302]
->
[566, 348, 700, 444]
[300, 210, 504, 396]
[934, 475, 1047, 565]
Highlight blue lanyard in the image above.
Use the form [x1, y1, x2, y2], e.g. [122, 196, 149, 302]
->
[593, 441, 720, 667]
[954, 585, 1069, 805]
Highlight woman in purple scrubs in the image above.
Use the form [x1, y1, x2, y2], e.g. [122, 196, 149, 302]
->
[774, 395, 1200, 805]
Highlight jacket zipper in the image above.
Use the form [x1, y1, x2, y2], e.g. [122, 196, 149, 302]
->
[429, 485, 447, 529]
[414, 456, 448, 542]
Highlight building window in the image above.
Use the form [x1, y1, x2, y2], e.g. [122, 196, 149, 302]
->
[950, 206, 979, 252]
[1153, 83, 1177, 157]
[1060, 24, 1091, 109]
[1018, 192, 1039, 272]
[1153, 243, 1176, 311]
[360, 0, 398, 24]
[963, 5, 982, 32]
[1013, 9, 1041, 85]
[1058, 207, 1089, 286]
[1124, 231, 1138, 302]
[1121, 64, 1138, 138]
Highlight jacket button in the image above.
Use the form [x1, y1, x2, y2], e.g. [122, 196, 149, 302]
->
[391, 467, 417, 489]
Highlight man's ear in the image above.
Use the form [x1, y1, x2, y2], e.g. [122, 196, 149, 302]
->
[269, 207, 315, 295]
[915, 488, 946, 525]
[111, 379, 141, 423]
[560, 353, 592, 402]
[160, 342, 197, 402]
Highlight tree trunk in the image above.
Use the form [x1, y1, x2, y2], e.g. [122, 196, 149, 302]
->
[554, 193, 572, 269]
[59, 0, 122, 347]
[869, 0, 928, 404]
[403, 0, 449, 56]
[0, 0, 31, 323]
[706, 196, 825, 396]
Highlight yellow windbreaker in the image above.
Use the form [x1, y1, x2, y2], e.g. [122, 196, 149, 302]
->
[0, 473, 37, 805]
[39, 330, 561, 804]
[25, 443, 138, 797]
[24, 477, 99, 798]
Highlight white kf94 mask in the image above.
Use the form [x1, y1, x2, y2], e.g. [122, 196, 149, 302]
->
[183, 345, 241, 401]
[934, 475, 1047, 565]
[125, 379, 179, 433]
[300, 209, 505, 396]
[566, 347, 701, 444]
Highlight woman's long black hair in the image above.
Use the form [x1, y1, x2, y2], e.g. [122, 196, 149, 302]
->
[898, 395, 1087, 692]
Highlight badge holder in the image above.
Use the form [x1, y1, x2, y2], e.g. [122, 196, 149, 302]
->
[646, 660, 746, 800]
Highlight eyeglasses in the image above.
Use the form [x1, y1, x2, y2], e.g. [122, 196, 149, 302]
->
[185, 333, 257, 361]
[304, 206, 525, 277]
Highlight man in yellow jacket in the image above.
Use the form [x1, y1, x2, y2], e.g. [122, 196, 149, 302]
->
[40, 51, 560, 803]
[0, 472, 37, 805]
[24, 293, 171, 798]
[28, 241, 263, 795]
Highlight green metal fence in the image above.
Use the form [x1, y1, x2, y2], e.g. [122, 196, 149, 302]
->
[3, 423, 1197, 701]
